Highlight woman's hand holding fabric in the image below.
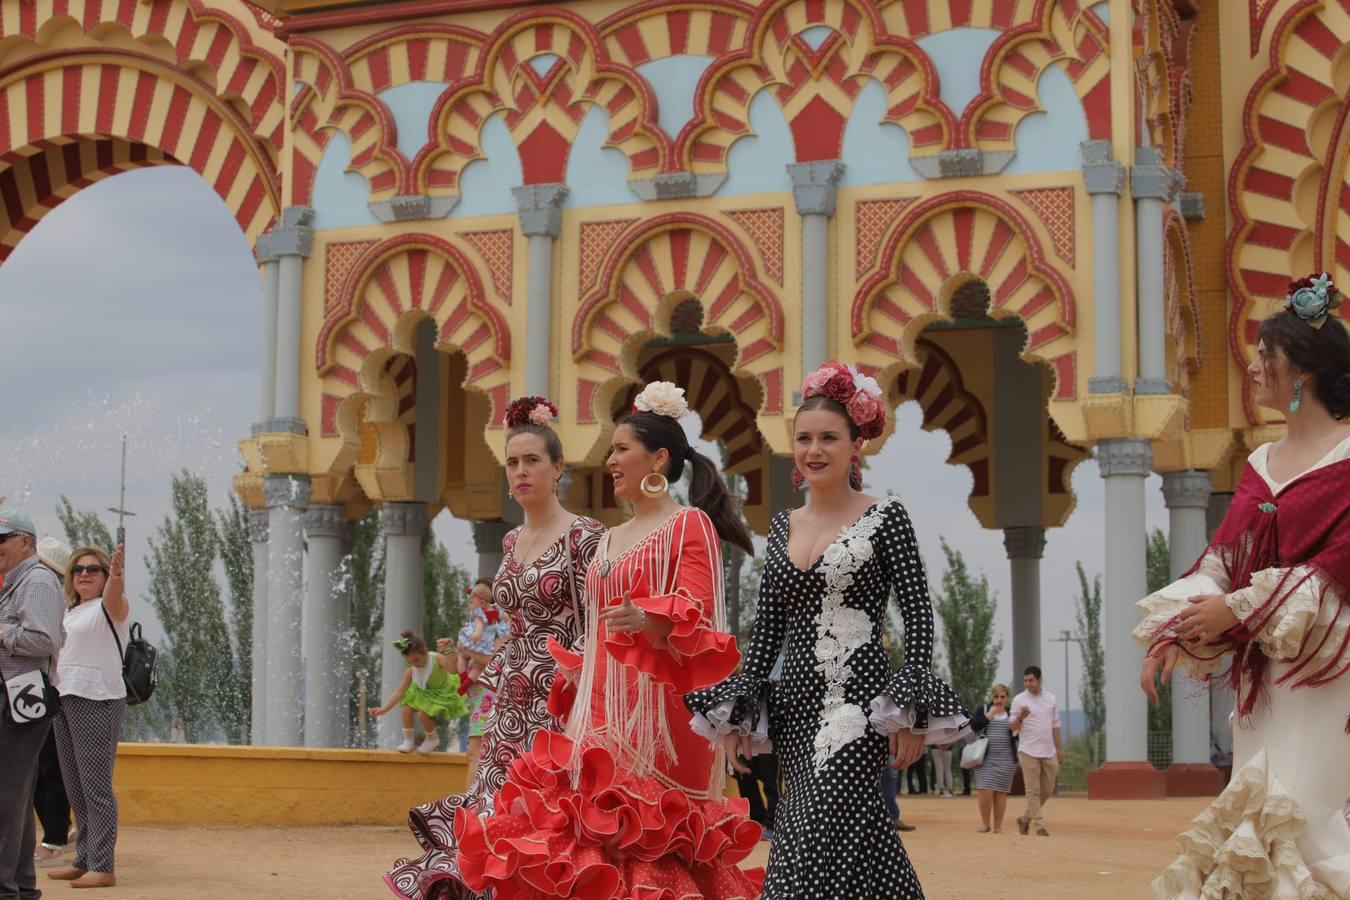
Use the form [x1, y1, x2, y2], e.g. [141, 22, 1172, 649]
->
[1174, 593, 1241, 646]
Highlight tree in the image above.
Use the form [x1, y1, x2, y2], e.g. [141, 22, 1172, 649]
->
[144, 471, 239, 742]
[215, 493, 254, 741]
[1145, 527, 1172, 737]
[56, 496, 114, 550]
[931, 540, 1002, 713]
[424, 537, 470, 647]
[1073, 563, 1106, 748]
[343, 509, 385, 748]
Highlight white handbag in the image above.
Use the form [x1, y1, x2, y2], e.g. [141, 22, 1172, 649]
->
[960, 735, 989, 770]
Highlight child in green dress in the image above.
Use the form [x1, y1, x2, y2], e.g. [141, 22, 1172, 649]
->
[371, 630, 468, 754]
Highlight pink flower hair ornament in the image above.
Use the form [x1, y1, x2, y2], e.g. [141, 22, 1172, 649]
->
[504, 396, 558, 430]
[800, 361, 887, 440]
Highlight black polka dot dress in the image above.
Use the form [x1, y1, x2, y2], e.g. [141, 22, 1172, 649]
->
[687, 498, 969, 899]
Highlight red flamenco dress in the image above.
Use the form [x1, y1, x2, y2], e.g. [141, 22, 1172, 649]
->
[453, 507, 764, 899]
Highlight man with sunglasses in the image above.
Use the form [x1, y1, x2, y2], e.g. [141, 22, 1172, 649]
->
[0, 508, 66, 900]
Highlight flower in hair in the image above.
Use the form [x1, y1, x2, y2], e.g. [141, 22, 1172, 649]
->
[1284, 272, 1343, 329]
[392, 637, 413, 653]
[633, 381, 689, 419]
[802, 360, 888, 440]
[505, 396, 558, 430]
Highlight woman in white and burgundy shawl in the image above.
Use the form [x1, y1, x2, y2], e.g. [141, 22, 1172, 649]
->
[1134, 272, 1350, 899]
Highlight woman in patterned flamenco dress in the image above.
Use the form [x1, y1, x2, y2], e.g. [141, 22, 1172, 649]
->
[1136, 273, 1350, 899]
[387, 397, 604, 900]
[453, 382, 764, 899]
[687, 362, 970, 899]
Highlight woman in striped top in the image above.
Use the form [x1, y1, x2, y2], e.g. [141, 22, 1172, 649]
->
[972, 683, 1018, 833]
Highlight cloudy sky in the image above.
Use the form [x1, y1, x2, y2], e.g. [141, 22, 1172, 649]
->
[0, 166, 1172, 728]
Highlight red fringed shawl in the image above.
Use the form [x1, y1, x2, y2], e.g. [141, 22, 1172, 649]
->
[1163, 457, 1350, 721]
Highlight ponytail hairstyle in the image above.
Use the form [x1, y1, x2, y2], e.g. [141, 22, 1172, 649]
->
[393, 629, 427, 656]
[621, 383, 754, 555]
[1258, 273, 1350, 418]
[503, 396, 564, 462]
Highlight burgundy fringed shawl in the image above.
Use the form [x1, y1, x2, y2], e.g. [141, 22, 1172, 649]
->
[1161, 457, 1350, 721]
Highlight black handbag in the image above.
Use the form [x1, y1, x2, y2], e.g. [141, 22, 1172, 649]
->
[102, 606, 158, 706]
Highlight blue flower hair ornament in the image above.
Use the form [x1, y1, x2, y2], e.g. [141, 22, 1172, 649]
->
[1284, 272, 1343, 329]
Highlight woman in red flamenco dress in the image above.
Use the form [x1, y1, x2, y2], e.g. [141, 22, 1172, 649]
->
[454, 382, 765, 899]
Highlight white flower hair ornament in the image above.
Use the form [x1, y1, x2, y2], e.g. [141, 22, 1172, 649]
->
[633, 381, 690, 420]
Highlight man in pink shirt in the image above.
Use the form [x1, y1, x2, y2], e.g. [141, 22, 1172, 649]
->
[1009, 665, 1063, 836]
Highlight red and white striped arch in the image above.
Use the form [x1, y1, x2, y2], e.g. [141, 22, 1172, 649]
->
[853, 192, 1078, 400]
[316, 234, 512, 447]
[1226, 0, 1350, 425]
[0, 49, 280, 259]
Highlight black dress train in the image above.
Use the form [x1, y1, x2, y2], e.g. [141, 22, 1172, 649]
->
[687, 498, 969, 899]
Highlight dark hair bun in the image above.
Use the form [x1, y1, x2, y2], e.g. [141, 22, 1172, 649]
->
[400, 629, 414, 639]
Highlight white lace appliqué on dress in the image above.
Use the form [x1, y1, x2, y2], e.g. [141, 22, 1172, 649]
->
[812, 502, 891, 770]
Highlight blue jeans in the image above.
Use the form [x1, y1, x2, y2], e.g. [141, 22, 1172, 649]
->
[880, 755, 900, 824]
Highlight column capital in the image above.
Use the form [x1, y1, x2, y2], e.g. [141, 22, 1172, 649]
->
[472, 518, 514, 554]
[263, 474, 311, 510]
[1131, 146, 1183, 201]
[259, 206, 315, 260]
[1082, 140, 1126, 196]
[304, 504, 348, 539]
[1096, 438, 1153, 478]
[1178, 190, 1206, 220]
[513, 183, 568, 237]
[1003, 526, 1047, 560]
[248, 509, 269, 543]
[380, 501, 427, 536]
[787, 160, 845, 216]
[1161, 470, 1212, 510]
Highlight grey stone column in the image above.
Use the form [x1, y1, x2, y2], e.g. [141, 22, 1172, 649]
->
[473, 518, 513, 581]
[254, 236, 280, 423]
[263, 474, 310, 745]
[1003, 526, 1047, 680]
[1206, 490, 1236, 760]
[303, 504, 347, 748]
[269, 206, 314, 431]
[788, 161, 844, 380]
[512, 184, 567, 399]
[1132, 148, 1182, 395]
[248, 510, 269, 745]
[1082, 142, 1128, 394]
[1162, 471, 1212, 765]
[380, 502, 427, 748]
[1098, 438, 1152, 763]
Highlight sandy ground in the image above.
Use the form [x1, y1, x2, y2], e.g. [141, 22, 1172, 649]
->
[49, 795, 1209, 899]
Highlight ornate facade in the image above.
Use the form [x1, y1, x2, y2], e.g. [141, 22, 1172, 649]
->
[2, 0, 1341, 791]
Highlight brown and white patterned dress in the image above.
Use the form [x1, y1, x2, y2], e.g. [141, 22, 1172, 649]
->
[385, 516, 604, 900]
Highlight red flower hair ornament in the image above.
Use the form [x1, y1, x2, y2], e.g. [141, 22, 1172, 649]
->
[800, 361, 887, 440]
[505, 396, 558, 430]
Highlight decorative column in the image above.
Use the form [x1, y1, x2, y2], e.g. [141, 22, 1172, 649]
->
[1207, 491, 1236, 765]
[512, 184, 567, 399]
[1082, 141, 1128, 394]
[1161, 471, 1224, 795]
[269, 206, 314, 431]
[248, 510, 269, 745]
[303, 505, 347, 748]
[263, 474, 310, 745]
[788, 161, 845, 381]
[380, 502, 427, 748]
[1087, 439, 1166, 798]
[473, 519, 513, 581]
[1132, 147, 1181, 395]
[1003, 527, 1047, 680]
[253, 235, 280, 424]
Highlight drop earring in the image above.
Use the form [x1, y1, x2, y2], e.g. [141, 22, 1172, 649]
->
[1290, 377, 1304, 413]
[792, 468, 805, 491]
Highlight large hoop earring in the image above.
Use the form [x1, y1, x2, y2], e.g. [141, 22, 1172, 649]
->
[640, 472, 669, 497]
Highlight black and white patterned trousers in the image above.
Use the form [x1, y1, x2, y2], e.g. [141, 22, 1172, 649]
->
[52, 696, 125, 873]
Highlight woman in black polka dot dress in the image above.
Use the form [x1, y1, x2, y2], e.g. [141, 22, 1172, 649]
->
[687, 362, 970, 899]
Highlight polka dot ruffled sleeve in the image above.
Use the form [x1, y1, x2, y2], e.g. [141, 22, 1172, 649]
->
[866, 502, 971, 743]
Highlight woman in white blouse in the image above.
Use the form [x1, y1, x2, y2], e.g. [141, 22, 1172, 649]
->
[46, 544, 128, 890]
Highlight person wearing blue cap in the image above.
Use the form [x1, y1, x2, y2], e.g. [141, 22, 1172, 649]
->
[0, 508, 66, 900]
